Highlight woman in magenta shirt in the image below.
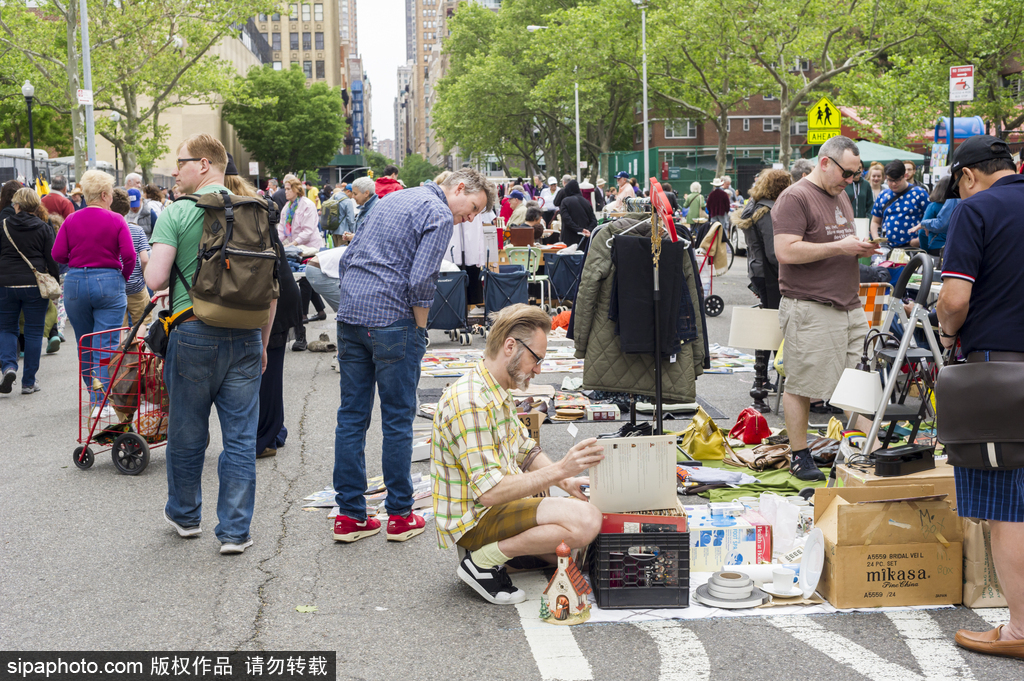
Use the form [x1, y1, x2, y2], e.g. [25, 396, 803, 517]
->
[52, 170, 136, 413]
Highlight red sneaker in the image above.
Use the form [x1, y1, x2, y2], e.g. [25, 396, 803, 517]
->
[333, 514, 381, 543]
[386, 512, 426, 542]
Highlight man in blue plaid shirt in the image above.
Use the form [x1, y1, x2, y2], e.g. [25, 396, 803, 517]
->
[332, 168, 496, 544]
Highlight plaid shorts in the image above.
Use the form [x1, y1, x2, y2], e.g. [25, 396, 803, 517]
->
[955, 466, 1024, 522]
[456, 498, 543, 551]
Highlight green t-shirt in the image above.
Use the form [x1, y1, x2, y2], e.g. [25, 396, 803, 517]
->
[150, 184, 228, 314]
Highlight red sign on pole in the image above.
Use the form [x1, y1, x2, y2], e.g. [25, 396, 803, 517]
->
[949, 65, 974, 102]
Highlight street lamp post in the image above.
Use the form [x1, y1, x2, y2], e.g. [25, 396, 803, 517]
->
[21, 81, 37, 183]
[110, 112, 121, 183]
[632, 0, 649, 191]
[528, 26, 581, 182]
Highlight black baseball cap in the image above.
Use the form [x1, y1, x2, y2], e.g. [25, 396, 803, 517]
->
[946, 134, 1014, 199]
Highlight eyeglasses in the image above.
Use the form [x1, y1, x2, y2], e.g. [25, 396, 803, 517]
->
[826, 156, 861, 180]
[175, 158, 202, 169]
[514, 337, 545, 365]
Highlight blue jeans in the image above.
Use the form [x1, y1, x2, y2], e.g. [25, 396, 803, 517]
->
[63, 268, 127, 402]
[333, 318, 426, 519]
[164, 320, 263, 544]
[0, 286, 49, 387]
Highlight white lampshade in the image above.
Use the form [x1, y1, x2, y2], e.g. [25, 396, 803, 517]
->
[829, 368, 884, 415]
[728, 307, 784, 351]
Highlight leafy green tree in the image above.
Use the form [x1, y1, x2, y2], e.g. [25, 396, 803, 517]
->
[399, 154, 442, 188]
[923, 0, 1024, 138]
[0, 95, 73, 157]
[222, 65, 345, 180]
[365, 150, 394, 179]
[734, 0, 923, 165]
[835, 54, 948, 149]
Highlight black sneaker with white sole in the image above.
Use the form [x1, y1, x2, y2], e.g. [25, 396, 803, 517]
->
[456, 553, 526, 605]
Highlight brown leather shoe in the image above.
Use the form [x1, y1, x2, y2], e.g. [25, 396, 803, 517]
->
[955, 625, 1024, 659]
[257, 447, 277, 459]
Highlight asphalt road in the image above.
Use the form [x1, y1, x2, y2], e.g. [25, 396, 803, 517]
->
[0, 258, 1016, 680]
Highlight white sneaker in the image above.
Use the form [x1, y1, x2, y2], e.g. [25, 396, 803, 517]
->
[220, 539, 254, 554]
[164, 510, 202, 538]
[331, 357, 339, 372]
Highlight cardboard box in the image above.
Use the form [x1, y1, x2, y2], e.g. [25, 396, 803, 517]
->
[601, 510, 688, 535]
[837, 459, 958, 511]
[814, 485, 962, 609]
[963, 518, 1007, 608]
[517, 411, 542, 445]
[683, 506, 769, 571]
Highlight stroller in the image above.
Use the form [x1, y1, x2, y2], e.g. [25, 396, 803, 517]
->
[477, 254, 528, 340]
[428, 268, 473, 346]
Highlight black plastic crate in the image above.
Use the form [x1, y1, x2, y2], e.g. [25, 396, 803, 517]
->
[589, 532, 690, 609]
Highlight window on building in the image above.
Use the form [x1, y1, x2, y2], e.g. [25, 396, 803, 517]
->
[289, 4, 298, 20]
[303, 60, 312, 78]
[258, 13, 268, 21]
[792, 58, 810, 72]
[763, 117, 781, 132]
[291, 60, 299, 70]
[271, 12, 280, 20]
[301, 4, 311, 21]
[763, 93, 776, 101]
[314, 3, 323, 20]
[790, 120, 808, 135]
[303, 32, 311, 50]
[260, 32, 268, 44]
[726, 119, 731, 132]
[273, 61, 282, 71]
[272, 33, 281, 50]
[743, 118, 750, 131]
[315, 32, 324, 50]
[290, 32, 299, 50]
[316, 60, 325, 79]
[664, 119, 697, 139]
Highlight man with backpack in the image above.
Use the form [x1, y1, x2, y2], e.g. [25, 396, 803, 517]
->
[145, 133, 279, 556]
[320, 183, 356, 244]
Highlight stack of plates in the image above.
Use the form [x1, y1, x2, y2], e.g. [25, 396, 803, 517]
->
[694, 571, 768, 609]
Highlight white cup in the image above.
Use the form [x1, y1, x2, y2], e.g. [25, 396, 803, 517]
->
[772, 567, 796, 593]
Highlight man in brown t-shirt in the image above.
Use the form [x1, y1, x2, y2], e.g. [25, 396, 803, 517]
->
[773, 136, 879, 481]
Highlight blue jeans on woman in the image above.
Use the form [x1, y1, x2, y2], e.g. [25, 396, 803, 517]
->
[0, 286, 49, 388]
[333, 318, 426, 520]
[164, 320, 263, 544]
[63, 268, 127, 402]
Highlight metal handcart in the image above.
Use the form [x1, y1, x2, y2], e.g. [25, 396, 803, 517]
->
[73, 303, 167, 475]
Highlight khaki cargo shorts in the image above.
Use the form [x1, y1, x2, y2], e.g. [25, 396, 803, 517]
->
[779, 297, 868, 401]
[456, 498, 543, 551]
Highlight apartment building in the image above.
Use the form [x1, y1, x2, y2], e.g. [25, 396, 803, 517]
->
[256, 3, 342, 87]
[394, 62, 413, 165]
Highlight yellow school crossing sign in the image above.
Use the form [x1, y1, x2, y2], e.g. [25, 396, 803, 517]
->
[807, 96, 841, 144]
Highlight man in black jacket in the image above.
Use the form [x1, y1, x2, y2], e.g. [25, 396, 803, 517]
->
[556, 180, 596, 246]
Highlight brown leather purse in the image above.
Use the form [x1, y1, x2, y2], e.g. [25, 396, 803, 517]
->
[726, 444, 791, 471]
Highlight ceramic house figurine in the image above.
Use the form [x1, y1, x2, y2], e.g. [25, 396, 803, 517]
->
[541, 541, 591, 625]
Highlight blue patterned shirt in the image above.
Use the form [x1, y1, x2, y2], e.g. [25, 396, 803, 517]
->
[871, 184, 929, 247]
[336, 182, 454, 327]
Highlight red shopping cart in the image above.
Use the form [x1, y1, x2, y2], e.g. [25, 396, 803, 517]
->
[73, 312, 168, 475]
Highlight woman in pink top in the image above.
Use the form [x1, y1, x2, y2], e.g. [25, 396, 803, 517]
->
[51, 170, 136, 412]
[278, 177, 324, 249]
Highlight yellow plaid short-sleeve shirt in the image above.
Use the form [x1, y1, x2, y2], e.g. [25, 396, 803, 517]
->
[430, 361, 536, 549]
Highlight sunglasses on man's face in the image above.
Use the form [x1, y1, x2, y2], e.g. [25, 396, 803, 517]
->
[826, 156, 860, 180]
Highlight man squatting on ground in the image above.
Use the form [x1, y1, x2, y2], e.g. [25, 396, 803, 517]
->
[431, 304, 605, 604]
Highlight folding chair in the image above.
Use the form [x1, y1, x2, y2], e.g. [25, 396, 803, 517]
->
[505, 246, 552, 310]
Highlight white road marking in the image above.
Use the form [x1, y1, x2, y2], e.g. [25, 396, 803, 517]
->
[513, 572, 593, 681]
[886, 611, 975, 681]
[974, 607, 1010, 629]
[768, 615, 925, 681]
[634, 620, 710, 681]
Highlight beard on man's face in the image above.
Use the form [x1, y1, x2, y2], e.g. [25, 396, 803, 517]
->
[505, 347, 533, 391]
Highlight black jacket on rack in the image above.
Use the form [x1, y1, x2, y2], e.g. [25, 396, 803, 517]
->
[572, 218, 706, 403]
[557, 180, 597, 246]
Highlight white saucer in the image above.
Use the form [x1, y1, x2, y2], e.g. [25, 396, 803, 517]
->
[761, 584, 804, 598]
[694, 584, 768, 609]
